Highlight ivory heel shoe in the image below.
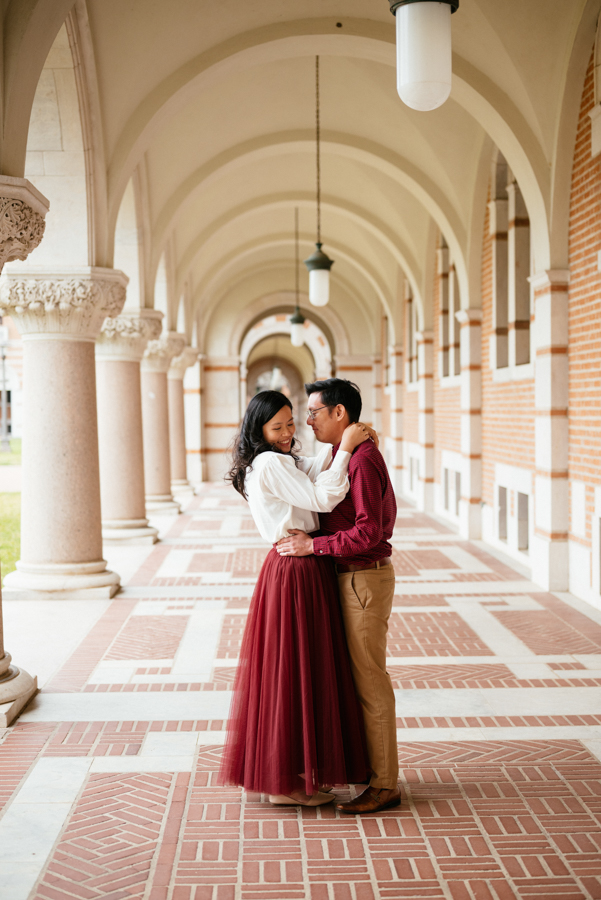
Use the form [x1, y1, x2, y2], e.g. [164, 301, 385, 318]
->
[269, 791, 334, 807]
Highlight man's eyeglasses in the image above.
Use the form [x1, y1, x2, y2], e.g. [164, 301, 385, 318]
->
[306, 405, 328, 421]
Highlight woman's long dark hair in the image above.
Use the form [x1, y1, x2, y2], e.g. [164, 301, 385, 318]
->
[227, 391, 300, 498]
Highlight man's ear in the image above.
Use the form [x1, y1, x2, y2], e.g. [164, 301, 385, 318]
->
[335, 404, 346, 421]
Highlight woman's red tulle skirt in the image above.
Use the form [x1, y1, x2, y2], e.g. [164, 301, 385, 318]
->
[219, 548, 369, 796]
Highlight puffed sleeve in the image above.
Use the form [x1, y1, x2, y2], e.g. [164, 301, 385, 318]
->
[259, 451, 350, 513]
[295, 444, 333, 482]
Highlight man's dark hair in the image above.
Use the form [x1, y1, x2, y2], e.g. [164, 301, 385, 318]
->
[304, 378, 362, 423]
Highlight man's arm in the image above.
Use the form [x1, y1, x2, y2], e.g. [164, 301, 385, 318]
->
[277, 453, 385, 559]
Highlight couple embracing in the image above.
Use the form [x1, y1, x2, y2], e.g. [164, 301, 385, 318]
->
[219, 378, 399, 815]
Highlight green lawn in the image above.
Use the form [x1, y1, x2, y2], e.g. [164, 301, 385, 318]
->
[0, 493, 20, 578]
[0, 438, 21, 466]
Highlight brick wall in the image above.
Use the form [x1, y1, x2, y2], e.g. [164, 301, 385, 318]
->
[568, 50, 601, 546]
[481, 197, 535, 506]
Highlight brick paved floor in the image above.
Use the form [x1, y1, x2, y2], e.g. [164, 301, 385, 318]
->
[2, 484, 601, 899]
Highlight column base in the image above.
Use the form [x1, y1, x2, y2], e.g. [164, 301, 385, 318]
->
[530, 535, 569, 591]
[171, 479, 193, 496]
[102, 518, 159, 545]
[0, 661, 38, 726]
[3, 560, 120, 600]
[146, 494, 181, 515]
[459, 500, 482, 540]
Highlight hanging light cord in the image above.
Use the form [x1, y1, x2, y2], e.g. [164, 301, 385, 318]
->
[295, 206, 300, 309]
[315, 55, 321, 245]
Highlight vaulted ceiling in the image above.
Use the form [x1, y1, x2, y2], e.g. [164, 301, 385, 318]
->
[3, 0, 597, 355]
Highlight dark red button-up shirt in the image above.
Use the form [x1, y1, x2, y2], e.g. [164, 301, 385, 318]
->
[312, 440, 397, 565]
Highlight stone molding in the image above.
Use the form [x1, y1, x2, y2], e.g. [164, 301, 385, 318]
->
[97, 309, 163, 361]
[0, 267, 128, 340]
[168, 346, 200, 379]
[142, 332, 186, 373]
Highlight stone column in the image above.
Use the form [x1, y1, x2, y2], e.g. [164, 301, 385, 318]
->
[0, 177, 48, 724]
[184, 355, 203, 486]
[389, 343, 404, 495]
[371, 355, 382, 433]
[96, 310, 163, 543]
[334, 355, 374, 425]
[530, 270, 569, 590]
[456, 310, 482, 539]
[416, 330, 434, 512]
[168, 346, 199, 495]
[201, 355, 241, 482]
[239, 362, 248, 421]
[142, 332, 186, 513]
[1, 267, 126, 603]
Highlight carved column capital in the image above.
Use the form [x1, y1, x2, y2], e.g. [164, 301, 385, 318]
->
[96, 309, 163, 361]
[168, 346, 200, 380]
[0, 267, 128, 341]
[0, 176, 49, 274]
[142, 331, 187, 373]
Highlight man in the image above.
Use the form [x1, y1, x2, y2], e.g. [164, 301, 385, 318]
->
[277, 378, 399, 814]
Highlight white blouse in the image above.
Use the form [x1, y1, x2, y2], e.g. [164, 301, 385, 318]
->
[245, 444, 350, 543]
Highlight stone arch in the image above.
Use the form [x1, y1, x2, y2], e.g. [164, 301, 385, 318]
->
[240, 314, 332, 380]
[104, 26, 555, 277]
[226, 292, 349, 359]
[17, 22, 90, 269]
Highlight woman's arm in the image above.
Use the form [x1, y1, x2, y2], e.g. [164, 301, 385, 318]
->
[295, 443, 332, 481]
[261, 423, 370, 513]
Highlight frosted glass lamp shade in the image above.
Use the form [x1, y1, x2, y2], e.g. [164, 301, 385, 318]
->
[290, 322, 305, 347]
[396, 2, 452, 111]
[304, 243, 334, 307]
[309, 268, 330, 307]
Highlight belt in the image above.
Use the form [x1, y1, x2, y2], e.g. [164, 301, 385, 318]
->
[335, 557, 392, 574]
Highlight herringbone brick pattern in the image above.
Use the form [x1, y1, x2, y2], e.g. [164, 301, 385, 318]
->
[106, 615, 190, 660]
[32, 772, 177, 900]
[387, 612, 493, 657]
[5, 483, 601, 899]
[494, 609, 601, 655]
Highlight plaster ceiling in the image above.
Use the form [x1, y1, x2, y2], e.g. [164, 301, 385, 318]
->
[8, 0, 596, 354]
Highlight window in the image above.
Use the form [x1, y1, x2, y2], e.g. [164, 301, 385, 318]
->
[490, 153, 509, 368]
[383, 316, 390, 387]
[406, 289, 418, 384]
[438, 238, 460, 378]
[410, 457, 419, 492]
[498, 486, 508, 541]
[507, 178, 531, 365]
[489, 151, 531, 369]
[517, 492, 529, 551]
[443, 467, 461, 518]
[455, 471, 461, 517]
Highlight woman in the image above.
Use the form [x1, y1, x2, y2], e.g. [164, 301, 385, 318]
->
[219, 390, 370, 806]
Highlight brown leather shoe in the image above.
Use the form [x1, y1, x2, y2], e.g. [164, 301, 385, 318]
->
[336, 786, 401, 815]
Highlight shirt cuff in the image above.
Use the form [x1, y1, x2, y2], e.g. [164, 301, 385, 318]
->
[330, 449, 351, 472]
[312, 536, 330, 556]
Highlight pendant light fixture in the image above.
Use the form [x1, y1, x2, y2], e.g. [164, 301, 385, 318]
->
[290, 207, 305, 347]
[389, 0, 459, 112]
[304, 56, 334, 307]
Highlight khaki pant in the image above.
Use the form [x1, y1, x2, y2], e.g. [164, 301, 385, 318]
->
[338, 564, 398, 789]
